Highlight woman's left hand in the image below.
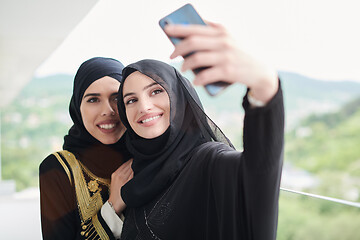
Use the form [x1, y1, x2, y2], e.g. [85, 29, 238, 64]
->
[108, 159, 133, 214]
[164, 21, 278, 103]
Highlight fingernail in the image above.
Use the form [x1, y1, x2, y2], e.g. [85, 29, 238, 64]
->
[193, 76, 203, 86]
[170, 52, 177, 59]
[165, 25, 174, 31]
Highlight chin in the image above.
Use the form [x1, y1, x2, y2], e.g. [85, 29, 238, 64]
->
[140, 130, 166, 139]
[99, 136, 120, 145]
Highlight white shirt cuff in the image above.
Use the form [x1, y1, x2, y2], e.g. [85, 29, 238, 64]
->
[101, 201, 124, 239]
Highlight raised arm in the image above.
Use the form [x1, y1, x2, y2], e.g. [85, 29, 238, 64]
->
[166, 21, 284, 240]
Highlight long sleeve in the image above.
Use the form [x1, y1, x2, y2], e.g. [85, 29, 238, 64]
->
[40, 154, 79, 239]
[242, 83, 284, 240]
[242, 82, 284, 172]
[39, 154, 119, 240]
[207, 83, 284, 240]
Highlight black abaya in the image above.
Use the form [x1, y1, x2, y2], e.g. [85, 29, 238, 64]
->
[117, 59, 284, 240]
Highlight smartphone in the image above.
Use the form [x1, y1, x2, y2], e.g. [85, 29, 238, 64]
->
[159, 4, 229, 96]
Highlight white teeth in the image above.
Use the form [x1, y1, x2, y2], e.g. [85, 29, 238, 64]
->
[99, 124, 116, 129]
[141, 115, 160, 123]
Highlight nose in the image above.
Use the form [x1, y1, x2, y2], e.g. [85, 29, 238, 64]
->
[101, 100, 116, 116]
[138, 98, 153, 113]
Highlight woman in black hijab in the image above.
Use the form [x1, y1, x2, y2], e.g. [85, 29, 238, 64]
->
[115, 23, 284, 240]
[39, 57, 132, 240]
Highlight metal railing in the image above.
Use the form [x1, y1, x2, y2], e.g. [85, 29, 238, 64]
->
[280, 187, 360, 208]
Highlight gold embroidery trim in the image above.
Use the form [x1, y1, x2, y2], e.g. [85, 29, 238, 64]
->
[88, 180, 100, 193]
[53, 152, 72, 185]
[58, 150, 105, 222]
[81, 221, 98, 239]
[93, 214, 110, 240]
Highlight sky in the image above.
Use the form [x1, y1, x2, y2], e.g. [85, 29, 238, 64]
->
[36, 0, 360, 82]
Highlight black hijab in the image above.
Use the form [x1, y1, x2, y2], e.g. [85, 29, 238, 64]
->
[118, 59, 233, 207]
[63, 57, 130, 177]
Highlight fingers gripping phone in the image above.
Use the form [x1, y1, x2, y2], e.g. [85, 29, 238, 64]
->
[159, 4, 229, 96]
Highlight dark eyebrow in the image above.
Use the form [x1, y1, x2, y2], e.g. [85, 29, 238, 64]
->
[123, 82, 159, 99]
[144, 82, 159, 90]
[83, 93, 100, 99]
[83, 92, 118, 99]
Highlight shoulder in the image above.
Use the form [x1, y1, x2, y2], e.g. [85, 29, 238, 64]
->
[194, 142, 238, 158]
[182, 142, 244, 183]
[39, 151, 72, 175]
[40, 153, 59, 171]
[190, 142, 241, 169]
[39, 151, 76, 189]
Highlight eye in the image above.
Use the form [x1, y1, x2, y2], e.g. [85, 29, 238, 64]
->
[151, 88, 164, 96]
[87, 97, 99, 103]
[111, 96, 118, 102]
[125, 98, 137, 105]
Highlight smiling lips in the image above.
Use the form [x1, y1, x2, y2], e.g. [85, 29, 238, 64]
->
[97, 121, 118, 133]
[138, 113, 163, 125]
[99, 123, 116, 129]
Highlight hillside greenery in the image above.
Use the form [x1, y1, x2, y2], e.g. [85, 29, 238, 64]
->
[278, 191, 360, 240]
[278, 96, 360, 239]
[285, 96, 360, 201]
[1, 74, 73, 189]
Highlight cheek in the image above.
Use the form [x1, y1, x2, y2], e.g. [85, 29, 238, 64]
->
[164, 98, 171, 124]
[80, 107, 89, 126]
[80, 105, 95, 127]
[166, 108, 171, 126]
[126, 108, 136, 126]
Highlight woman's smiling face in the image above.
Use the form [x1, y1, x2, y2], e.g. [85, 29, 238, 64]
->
[122, 71, 170, 139]
[80, 76, 125, 144]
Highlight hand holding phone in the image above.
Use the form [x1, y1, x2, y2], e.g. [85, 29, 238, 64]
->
[159, 4, 230, 96]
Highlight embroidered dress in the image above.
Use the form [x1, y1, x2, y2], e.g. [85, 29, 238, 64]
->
[40, 150, 116, 240]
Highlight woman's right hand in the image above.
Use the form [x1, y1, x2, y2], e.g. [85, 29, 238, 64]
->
[108, 159, 133, 214]
[165, 22, 278, 104]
